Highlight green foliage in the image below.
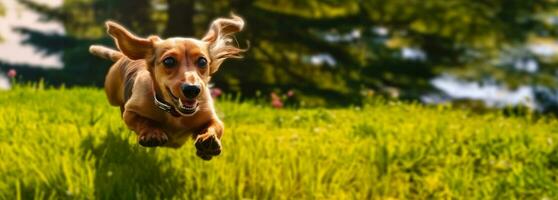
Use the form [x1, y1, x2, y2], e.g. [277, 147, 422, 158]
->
[1, 87, 558, 198]
[5, 0, 558, 106]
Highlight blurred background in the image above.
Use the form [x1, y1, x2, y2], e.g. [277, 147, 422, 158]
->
[1, 0, 558, 113]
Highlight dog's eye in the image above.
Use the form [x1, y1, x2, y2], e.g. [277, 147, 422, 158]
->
[196, 57, 207, 68]
[162, 57, 176, 68]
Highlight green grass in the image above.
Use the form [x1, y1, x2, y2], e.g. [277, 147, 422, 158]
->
[1, 86, 558, 199]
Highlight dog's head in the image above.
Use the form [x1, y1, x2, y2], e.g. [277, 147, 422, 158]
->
[106, 15, 245, 116]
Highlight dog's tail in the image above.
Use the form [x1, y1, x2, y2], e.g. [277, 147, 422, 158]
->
[89, 45, 123, 62]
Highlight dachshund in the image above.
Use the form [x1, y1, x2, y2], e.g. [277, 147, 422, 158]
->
[89, 15, 245, 160]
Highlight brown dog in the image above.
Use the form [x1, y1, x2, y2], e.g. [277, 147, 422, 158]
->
[89, 15, 245, 160]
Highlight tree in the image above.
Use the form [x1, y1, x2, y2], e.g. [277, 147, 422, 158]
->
[3, 0, 558, 107]
[1, 0, 157, 86]
[198, 0, 558, 105]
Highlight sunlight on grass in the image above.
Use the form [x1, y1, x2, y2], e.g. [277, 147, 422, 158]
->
[1, 87, 558, 199]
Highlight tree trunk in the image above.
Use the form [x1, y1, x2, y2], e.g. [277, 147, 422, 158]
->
[164, 0, 195, 37]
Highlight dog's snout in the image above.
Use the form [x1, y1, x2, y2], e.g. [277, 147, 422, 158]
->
[181, 84, 201, 99]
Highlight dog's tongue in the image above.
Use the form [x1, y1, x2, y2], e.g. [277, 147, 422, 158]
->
[181, 99, 196, 106]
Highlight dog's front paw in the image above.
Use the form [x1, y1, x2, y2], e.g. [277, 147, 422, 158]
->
[194, 134, 222, 160]
[138, 128, 168, 147]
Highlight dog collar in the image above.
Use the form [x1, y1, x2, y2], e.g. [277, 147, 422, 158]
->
[154, 94, 181, 117]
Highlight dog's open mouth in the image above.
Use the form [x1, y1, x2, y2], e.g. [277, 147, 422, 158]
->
[167, 87, 199, 115]
[177, 98, 198, 115]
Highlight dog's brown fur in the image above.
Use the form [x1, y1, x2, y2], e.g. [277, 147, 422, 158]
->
[89, 15, 245, 160]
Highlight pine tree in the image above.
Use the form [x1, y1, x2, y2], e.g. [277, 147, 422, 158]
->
[2, 0, 558, 108]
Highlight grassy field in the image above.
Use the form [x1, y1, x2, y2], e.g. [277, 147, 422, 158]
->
[1, 86, 558, 199]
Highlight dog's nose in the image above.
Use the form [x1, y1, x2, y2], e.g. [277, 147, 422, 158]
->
[181, 84, 201, 99]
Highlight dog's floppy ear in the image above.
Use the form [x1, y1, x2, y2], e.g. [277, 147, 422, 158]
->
[202, 14, 246, 74]
[106, 21, 154, 60]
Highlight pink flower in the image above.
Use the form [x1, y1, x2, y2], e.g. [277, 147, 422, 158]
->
[210, 87, 222, 98]
[287, 90, 294, 97]
[272, 99, 283, 108]
[271, 92, 283, 109]
[7, 69, 16, 78]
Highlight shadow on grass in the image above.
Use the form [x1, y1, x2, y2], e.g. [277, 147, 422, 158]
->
[80, 129, 184, 199]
